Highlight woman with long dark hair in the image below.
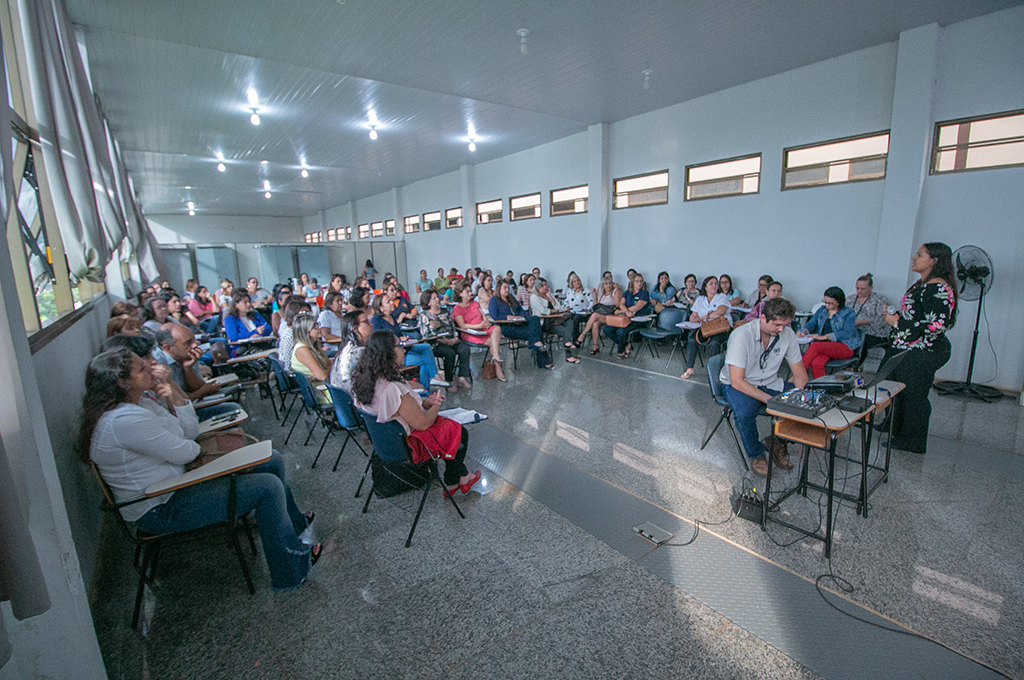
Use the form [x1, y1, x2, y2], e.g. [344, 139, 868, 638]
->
[797, 286, 862, 378]
[880, 242, 958, 454]
[81, 346, 319, 590]
[223, 291, 272, 342]
[680, 276, 730, 379]
[421, 289, 474, 388]
[369, 295, 446, 387]
[352, 331, 480, 495]
[329, 309, 372, 392]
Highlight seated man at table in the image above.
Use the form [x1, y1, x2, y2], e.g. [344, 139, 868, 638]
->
[154, 324, 239, 421]
[720, 298, 808, 476]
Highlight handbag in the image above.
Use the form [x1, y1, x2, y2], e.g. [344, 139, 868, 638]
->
[481, 357, 498, 380]
[697, 316, 731, 344]
[534, 347, 553, 369]
[605, 314, 630, 328]
[592, 303, 615, 315]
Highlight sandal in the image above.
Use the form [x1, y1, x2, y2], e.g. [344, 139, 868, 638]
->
[310, 543, 323, 567]
[590, 346, 599, 355]
[565, 356, 581, 364]
[680, 368, 694, 379]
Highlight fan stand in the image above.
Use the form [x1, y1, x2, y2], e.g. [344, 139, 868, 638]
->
[932, 280, 1003, 403]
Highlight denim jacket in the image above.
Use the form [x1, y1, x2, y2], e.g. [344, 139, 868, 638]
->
[801, 306, 861, 350]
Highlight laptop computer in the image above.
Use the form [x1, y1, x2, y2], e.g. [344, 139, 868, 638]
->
[835, 350, 909, 413]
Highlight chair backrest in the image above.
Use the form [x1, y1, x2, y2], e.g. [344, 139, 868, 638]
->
[707, 352, 727, 404]
[269, 356, 293, 392]
[326, 384, 362, 431]
[88, 461, 137, 541]
[291, 371, 321, 409]
[657, 307, 684, 331]
[357, 409, 410, 463]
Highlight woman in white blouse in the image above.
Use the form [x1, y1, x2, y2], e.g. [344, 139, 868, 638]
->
[81, 346, 319, 590]
[680, 276, 731, 379]
[563, 273, 593, 343]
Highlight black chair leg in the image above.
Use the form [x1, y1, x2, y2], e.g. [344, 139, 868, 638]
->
[332, 433, 351, 472]
[311, 426, 334, 468]
[132, 544, 156, 629]
[284, 403, 307, 445]
[230, 524, 256, 594]
[724, 418, 750, 471]
[405, 467, 436, 548]
[303, 416, 319, 446]
[701, 410, 729, 450]
[266, 384, 278, 419]
[280, 393, 297, 426]
[360, 454, 376, 497]
[243, 515, 257, 555]
[361, 479, 375, 512]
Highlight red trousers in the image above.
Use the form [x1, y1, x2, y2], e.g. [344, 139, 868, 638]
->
[801, 341, 853, 378]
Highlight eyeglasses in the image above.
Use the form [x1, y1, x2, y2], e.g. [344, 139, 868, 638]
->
[759, 335, 781, 370]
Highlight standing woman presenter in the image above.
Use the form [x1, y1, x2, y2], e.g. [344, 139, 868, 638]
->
[881, 242, 958, 454]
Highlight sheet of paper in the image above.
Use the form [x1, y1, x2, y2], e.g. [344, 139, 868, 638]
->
[439, 408, 488, 424]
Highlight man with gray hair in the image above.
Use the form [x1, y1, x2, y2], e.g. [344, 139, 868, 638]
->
[154, 324, 239, 420]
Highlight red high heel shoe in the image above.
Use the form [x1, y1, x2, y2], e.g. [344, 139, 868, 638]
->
[458, 470, 481, 494]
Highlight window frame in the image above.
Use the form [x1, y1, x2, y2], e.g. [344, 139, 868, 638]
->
[612, 170, 669, 210]
[422, 211, 441, 232]
[930, 109, 1024, 176]
[371, 221, 384, 238]
[684, 153, 761, 201]
[781, 130, 890, 191]
[404, 215, 420, 234]
[385, 219, 395, 236]
[445, 207, 463, 229]
[476, 199, 502, 224]
[549, 184, 589, 216]
[357, 223, 370, 239]
[509, 192, 542, 222]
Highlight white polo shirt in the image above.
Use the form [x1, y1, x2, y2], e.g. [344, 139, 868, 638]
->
[720, 320, 802, 391]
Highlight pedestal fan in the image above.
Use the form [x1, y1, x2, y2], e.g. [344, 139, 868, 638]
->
[932, 245, 1002, 402]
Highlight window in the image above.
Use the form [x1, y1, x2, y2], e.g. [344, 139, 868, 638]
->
[326, 228, 337, 241]
[404, 215, 420, 233]
[303, 231, 322, 243]
[476, 199, 502, 224]
[445, 207, 463, 228]
[423, 211, 441, 231]
[343, 226, 352, 240]
[932, 109, 1024, 174]
[613, 171, 668, 209]
[357, 223, 370, 239]
[385, 219, 395, 236]
[371, 221, 384, 237]
[550, 184, 589, 216]
[783, 131, 889, 189]
[686, 155, 760, 200]
[510, 193, 541, 221]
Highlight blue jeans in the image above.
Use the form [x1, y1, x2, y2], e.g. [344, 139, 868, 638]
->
[722, 382, 792, 460]
[603, 322, 641, 353]
[500, 317, 542, 346]
[403, 343, 438, 384]
[136, 450, 311, 590]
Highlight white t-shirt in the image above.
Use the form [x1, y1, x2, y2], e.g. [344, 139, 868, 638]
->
[720, 320, 802, 391]
[691, 293, 731, 319]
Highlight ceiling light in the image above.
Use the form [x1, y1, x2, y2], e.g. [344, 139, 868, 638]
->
[301, 169, 309, 178]
[246, 88, 259, 106]
[250, 110, 261, 126]
[369, 127, 377, 140]
[264, 191, 271, 198]
[518, 28, 530, 54]
[187, 201, 194, 209]
[642, 69, 652, 90]
[216, 151, 224, 161]
[468, 141, 476, 152]
[260, 159, 268, 165]
[263, 180, 271, 191]
[368, 110, 379, 126]
[217, 162, 226, 172]
[188, 209, 195, 216]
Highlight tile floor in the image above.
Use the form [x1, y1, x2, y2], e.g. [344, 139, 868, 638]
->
[88, 345, 1024, 679]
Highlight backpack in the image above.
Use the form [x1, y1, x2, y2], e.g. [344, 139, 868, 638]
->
[534, 346, 552, 369]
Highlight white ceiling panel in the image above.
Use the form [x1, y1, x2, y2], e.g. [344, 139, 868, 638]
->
[63, 0, 1019, 217]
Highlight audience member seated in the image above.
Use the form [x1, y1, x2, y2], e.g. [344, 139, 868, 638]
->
[370, 295, 447, 387]
[223, 291, 273, 342]
[183, 279, 197, 301]
[681, 276, 731, 379]
[290, 312, 333, 403]
[650, 271, 676, 312]
[216, 279, 234, 312]
[107, 314, 142, 337]
[344, 287, 368, 314]
[270, 286, 293, 335]
[745, 274, 773, 308]
[415, 270, 432, 294]
[674, 273, 699, 307]
[160, 292, 191, 329]
[531, 278, 579, 363]
[317, 292, 345, 355]
[603, 271, 652, 360]
[351, 331, 480, 495]
[744, 280, 783, 321]
[141, 297, 171, 335]
[563, 273, 593, 342]
[489, 280, 544, 354]
[849, 273, 890, 362]
[187, 286, 220, 333]
[719, 274, 743, 307]
[577, 279, 620, 355]
[503, 270, 518, 295]
[450, 280, 506, 381]
[419, 290, 473, 389]
[329, 310, 372, 392]
[475, 273, 495, 310]
[385, 283, 417, 324]
[278, 297, 311, 367]
[433, 268, 449, 295]
[154, 324, 237, 420]
[81, 346, 319, 590]
[246, 277, 274, 312]
[797, 286, 862, 378]
[720, 298, 808, 476]
[516, 274, 536, 308]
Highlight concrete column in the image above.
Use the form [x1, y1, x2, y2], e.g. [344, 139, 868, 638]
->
[460, 164, 475, 265]
[874, 23, 941, 295]
[586, 123, 610, 290]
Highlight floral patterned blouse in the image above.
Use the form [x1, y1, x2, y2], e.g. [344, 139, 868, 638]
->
[418, 308, 456, 340]
[890, 282, 955, 350]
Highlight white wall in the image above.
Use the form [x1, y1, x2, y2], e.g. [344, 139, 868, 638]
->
[148, 214, 305, 282]
[916, 6, 1024, 389]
